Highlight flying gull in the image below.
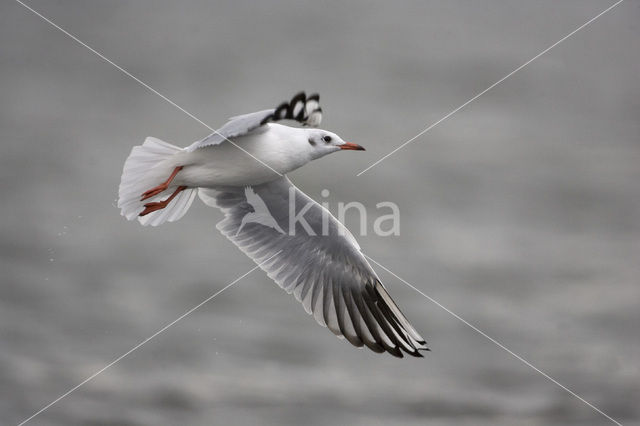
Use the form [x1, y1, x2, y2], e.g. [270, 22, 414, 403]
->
[118, 92, 428, 357]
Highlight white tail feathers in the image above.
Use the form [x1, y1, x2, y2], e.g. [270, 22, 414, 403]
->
[118, 137, 197, 226]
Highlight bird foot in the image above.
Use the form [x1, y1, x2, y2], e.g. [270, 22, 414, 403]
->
[140, 166, 184, 201]
[140, 184, 168, 201]
[140, 183, 169, 201]
[139, 200, 167, 216]
[139, 185, 187, 217]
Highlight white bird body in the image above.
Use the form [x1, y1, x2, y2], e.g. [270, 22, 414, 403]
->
[117, 92, 428, 357]
[169, 124, 334, 187]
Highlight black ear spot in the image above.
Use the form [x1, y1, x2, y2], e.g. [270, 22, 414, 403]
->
[308, 138, 316, 146]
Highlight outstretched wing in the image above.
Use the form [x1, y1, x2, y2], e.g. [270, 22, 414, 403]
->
[187, 92, 322, 152]
[244, 186, 270, 215]
[199, 177, 428, 358]
[240, 186, 285, 235]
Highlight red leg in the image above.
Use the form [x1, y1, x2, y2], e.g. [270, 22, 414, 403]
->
[139, 186, 187, 217]
[140, 166, 183, 201]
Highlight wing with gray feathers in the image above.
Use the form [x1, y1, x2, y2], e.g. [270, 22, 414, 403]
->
[199, 177, 428, 357]
[187, 92, 322, 152]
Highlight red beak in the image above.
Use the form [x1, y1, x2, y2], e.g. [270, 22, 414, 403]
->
[339, 142, 365, 151]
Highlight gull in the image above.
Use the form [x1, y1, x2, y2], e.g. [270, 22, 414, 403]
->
[118, 92, 428, 357]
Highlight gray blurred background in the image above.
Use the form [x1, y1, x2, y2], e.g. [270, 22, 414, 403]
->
[1, 1, 639, 425]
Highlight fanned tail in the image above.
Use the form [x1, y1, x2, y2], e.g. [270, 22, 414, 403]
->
[117, 137, 197, 226]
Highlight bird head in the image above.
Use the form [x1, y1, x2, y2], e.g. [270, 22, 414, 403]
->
[304, 129, 365, 161]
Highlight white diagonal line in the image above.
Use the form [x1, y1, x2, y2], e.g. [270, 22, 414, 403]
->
[363, 254, 623, 426]
[17, 251, 282, 426]
[13, 0, 282, 177]
[357, 0, 625, 176]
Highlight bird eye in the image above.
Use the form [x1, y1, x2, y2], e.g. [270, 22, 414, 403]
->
[322, 135, 332, 143]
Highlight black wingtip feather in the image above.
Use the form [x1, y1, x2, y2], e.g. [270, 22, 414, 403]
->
[363, 282, 429, 358]
[261, 91, 322, 127]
